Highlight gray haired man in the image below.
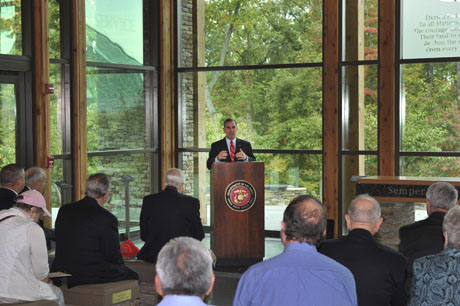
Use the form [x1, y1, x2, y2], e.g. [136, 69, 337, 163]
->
[52, 173, 138, 287]
[155, 237, 215, 305]
[138, 168, 204, 263]
[22, 167, 47, 194]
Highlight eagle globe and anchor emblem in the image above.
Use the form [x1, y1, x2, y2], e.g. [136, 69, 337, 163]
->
[225, 180, 256, 211]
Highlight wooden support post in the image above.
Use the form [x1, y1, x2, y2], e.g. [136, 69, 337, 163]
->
[71, 0, 88, 200]
[323, 0, 339, 237]
[33, 0, 51, 227]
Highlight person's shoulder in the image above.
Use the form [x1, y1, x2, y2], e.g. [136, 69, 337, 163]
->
[399, 217, 430, 235]
[375, 241, 408, 264]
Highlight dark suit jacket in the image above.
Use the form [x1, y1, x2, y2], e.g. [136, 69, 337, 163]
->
[318, 229, 407, 306]
[137, 186, 204, 263]
[207, 137, 256, 170]
[52, 196, 137, 287]
[0, 187, 17, 210]
[398, 211, 445, 295]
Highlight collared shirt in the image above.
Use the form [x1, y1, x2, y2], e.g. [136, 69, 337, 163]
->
[157, 295, 213, 306]
[214, 137, 248, 163]
[233, 242, 357, 306]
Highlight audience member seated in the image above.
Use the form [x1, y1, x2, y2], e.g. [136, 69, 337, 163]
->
[22, 167, 47, 194]
[233, 195, 357, 306]
[0, 164, 25, 211]
[0, 190, 64, 305]
[318, 194, 407, 306]
[409, 205, 460, 305]
[22, 166, 55, 250]
[399, 182, 457, 293]
[52, 173, 138, 287]
[155, 237, 215, 306]
[137, 168, 204, 263]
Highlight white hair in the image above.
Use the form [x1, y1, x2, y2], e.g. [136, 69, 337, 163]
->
[156, 237, 213, 296]
[164, 168, 185, 188]
[443, 206, 460, 249]
[25, 167, 46, 186]
[426, 182, 458, 210]
[348, 194, 381, 224]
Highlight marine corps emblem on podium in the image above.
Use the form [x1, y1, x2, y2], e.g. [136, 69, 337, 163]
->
[225, 180, 256, 212]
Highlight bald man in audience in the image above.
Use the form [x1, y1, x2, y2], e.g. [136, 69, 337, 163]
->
[318, 194, 407, 306]
[233, 195, 357, 306]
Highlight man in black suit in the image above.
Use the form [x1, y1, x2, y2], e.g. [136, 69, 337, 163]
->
[206, 118, 255, 170]
[0, 164, 25, 210]
[52, 173, 138, 287]
[398, 181, 457, 294]
[318, 194, 407, 306]
[137, 168, 204, 263]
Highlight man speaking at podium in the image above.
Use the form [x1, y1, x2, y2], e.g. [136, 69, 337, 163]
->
[207, 118, 256, 170]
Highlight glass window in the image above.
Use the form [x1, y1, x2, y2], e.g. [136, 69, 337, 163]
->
[88, 153, 153, 231]
[342, 64, 378, 151]
[400, 156, 460, 177]
[342, 0, 378, 62]
[48, 0, 61, 59]
[50, 64, 63, 155]
[85, 0, 144, 65]
[0, 83, 16, 167]
[400, 62, 460, 152]
[0, 0, 21, 55]
[178, 68, 323, 151]
[86, 67, 152, 151]
[178, 0, 323, 68]
[401, 0, 460, 60]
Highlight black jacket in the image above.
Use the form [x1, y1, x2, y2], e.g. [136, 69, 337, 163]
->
[0, 187, 17, 211]
[319, 229, 407, 306]
[206, 137, 256, 170]
[52, 196, 137, 287]
[137, 186, 204, 263]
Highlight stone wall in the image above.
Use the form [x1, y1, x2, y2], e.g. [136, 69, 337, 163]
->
[375, 202, 415, 249]
[179, 0, 196, 195]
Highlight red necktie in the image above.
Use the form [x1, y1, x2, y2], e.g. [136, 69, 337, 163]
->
[230, 140, 235, 162]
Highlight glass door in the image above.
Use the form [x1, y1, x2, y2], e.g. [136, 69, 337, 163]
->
[0, 72, 33, 168]
[0, 76, 17, 167]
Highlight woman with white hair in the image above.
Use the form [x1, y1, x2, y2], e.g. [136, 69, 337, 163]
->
[409, 205, 460, 305]
[0, 190, 64, 305]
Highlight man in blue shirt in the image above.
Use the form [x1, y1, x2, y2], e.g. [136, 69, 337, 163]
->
[233, 195, 357, 306]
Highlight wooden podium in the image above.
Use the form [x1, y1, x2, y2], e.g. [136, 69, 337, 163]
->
[210, 162, 265, 266]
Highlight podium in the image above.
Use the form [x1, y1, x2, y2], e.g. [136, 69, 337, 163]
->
[210, 162, 265, 266]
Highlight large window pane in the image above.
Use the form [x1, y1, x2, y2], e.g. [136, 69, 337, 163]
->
[178, 68, 323, 151]
[86, 68, 152, 151]
[401, 62, 460, 152]
[50, 64, 63, 155]
[85, 0, 143, 65]
[0, 83, 16, 167]
[400, 156, 460, 177]
[178, 0, 323, 68]
[88, 153, 153, 231]
[342, 0, 378, 62]
[342, 65, 378, 151]
[0, 0, 21, 55]
[49, 0, 60, 59]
